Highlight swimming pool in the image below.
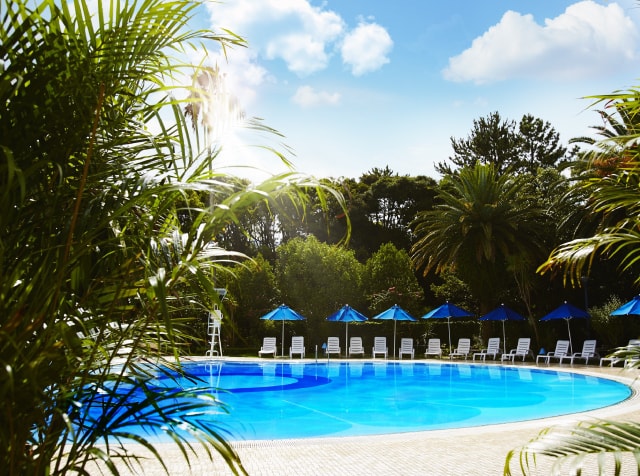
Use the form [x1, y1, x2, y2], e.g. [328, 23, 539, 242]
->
[124, 360, 631, 442]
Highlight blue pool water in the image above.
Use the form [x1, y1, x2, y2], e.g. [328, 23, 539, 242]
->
[113, 360, 631, 441]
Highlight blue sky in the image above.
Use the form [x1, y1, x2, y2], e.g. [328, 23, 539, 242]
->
[190, 0, 640, 181]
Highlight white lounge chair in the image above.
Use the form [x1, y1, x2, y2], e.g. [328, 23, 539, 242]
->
[106, 321, 135, 357]
[372, 336, 388, 359]
[398, 338, 415, 360]
[536, 340, 570, 365]
[600, 339, 640, 367]
[563, 339, 598, 365]
[501, 337, 531, 362]
[449, 338, 471, 360]
[473, 337, 501, 361]
[258, 337, 277, 357]
[290, 336, 305, 358]
[325, 336, 341, 357]
[424, 338, 442, 358]
[348, 337, 365, 357]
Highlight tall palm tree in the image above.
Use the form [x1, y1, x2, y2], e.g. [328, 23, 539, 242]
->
[514, 87, 640, 476]
[0, 1, 345, 474]
[411, 163, 546, 315]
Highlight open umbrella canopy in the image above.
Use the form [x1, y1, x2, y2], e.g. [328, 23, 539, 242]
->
[372, 304, 417, 358]
[480, 304, 525, 322]
[479, 304, 525, 353]
[260, 304, 306, 357]
[326, 304, 368, 350]
[422, 302, 473, 320]
[326, 304, 368, 323]
[540, 301, 589, 354]
[261, 304, 306, 322]
[373, 304, 417, 322]
[611, 296, 640, 316]
[540, 301, 589, 321]
[422, 301, 473, 354]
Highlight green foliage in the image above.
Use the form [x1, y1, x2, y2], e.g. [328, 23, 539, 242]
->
[429, 271, 474, 310]
[411, 162, 546, 312]
[364, 243, 424, 315]
[275, 236, 365, 341]
[506, 419, 640, 476]
[321, 169, 438, 260]
[588, 295, 628, 350]
[0, 0, 345, 473]
[437, 112, 568, 176]
[223, 254, 280, 346]
[538, 92, 640, 287]
[511, 75, 640, 476]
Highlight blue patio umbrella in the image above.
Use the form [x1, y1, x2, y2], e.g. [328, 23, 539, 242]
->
[479, 304, 526, 354]
[540, 301, 590, 354]
[611, 295, 640, 316]
[260, 304, 306, 357]
[422, 301, 474, 354]
[372, 304, 417, 358]
[326, 304, 368, 352]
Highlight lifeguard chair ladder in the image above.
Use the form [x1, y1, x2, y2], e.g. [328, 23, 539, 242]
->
[207, 305, 222, 356]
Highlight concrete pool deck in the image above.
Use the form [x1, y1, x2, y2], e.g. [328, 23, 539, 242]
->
[100, 359, 640, 476]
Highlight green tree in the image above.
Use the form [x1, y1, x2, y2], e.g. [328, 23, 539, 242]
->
[436, 112, 567, 176]
[324, 169, 437, 260]
[275, 236, 365, 344]
[0, 1, 344, 473]
[511, 85, 640, 475]
[411, 163, 546, 319]
[364, 243, 424, 316]
[518, 114, 568, 173]
[223, 254, 280, 347]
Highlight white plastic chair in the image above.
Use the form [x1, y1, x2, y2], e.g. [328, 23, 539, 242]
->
[536, 340, 570, 365]
[449, 338, 471, 360]
[398, 338, 415, 360]
[258, 337, 277, 357]
[473, 337, 501, 361]
[501, 337, 531, 362]
[290, 336, 305, 359]
[600, 339, 640, 367]
[372, 336, 388, 359]
[563, 339, 598, 365]
[424, 338, 442, 358]
[325, 336, 341, 357]
[348, 337, 365, 357]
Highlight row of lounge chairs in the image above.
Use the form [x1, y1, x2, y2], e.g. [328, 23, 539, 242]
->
[535, 339, 600, 365]
[258, 335, 623, 366]
[258, 336, 524, 360]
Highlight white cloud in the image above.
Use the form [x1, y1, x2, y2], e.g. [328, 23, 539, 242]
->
[265, 34, 331, 75]
[341, 22, 393, 76]
[292, 86, 341, 107]
[206, 0, 344, 76]
[443, 1, 639, 84]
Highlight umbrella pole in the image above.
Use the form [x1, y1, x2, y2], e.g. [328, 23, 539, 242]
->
[281, 320, 285, 358]
[566, 319, 573, 354]
[393, 320, 397, 359]
[448, 318, 452, 355]
[345, 322, 349, 358]
[502, 320, 507, 355]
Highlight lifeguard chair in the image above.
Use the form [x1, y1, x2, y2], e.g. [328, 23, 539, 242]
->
[206, 305, 223, 356]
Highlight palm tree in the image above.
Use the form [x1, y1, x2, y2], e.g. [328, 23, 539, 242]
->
[514, 87, 640, 475]
[411, 163, 546, 315]
[0, 1, 345, 474]
[538, 94, 640, 288]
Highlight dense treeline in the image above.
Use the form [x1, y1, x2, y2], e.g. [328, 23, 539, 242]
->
[203, 111, 639, 355]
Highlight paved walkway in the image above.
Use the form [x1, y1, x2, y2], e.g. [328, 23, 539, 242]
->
[93, 361, 640, 476]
